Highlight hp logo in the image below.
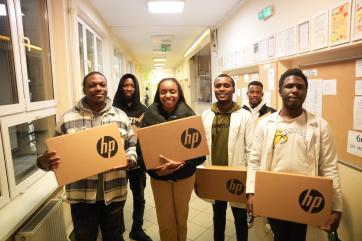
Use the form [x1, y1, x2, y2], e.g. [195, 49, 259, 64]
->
[181, 128, 201, 149]
[97, 136, 118, 158]
[226, 179, 244, 195]
[299, 189, 325, 213]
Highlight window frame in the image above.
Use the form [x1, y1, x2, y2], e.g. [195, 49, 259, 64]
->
[0, 135, 10, 208]
[0, 108, 56, 199]
[0, 0, 26, 116]
[13, 0, 56, 111]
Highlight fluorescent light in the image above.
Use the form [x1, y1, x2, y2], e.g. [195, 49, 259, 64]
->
[154, 63, 165, 67]
[153, 58, 166, 62]
[184, 29, 210, 58]
[148, 1, 184, 14]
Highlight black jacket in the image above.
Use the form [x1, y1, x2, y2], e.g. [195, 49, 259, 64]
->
[139, 101, 205, 181]
[242, 103, 276, 117]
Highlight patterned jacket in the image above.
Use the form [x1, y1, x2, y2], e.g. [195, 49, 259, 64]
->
[56, 97, 137, 204]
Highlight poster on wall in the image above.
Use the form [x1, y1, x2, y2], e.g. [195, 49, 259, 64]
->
[285, 25, 297, 56]
[311, 11, 329, 50]
[268, 35, 275, 58]
[275, 30, 287, 58]
[329, 1, 352, 46]
[298, 19, 310, 53]
[352, 0, 362, 41]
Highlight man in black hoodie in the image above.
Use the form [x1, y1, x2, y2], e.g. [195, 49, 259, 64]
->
[113, 74, 152, 241]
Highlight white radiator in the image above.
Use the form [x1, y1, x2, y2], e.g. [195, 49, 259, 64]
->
[15, 199, 67, 241]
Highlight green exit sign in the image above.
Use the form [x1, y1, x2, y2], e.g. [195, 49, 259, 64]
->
[161, 44, 171, 52]
[258, 5, 273, 21]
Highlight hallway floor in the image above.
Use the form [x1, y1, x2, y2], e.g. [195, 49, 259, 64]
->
[122, 177, 274, 241]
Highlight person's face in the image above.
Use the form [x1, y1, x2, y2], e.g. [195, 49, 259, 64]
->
[280, 75, 307, 111]
[122, 78, 135, 101]
[159, 80, 180, 113]
[83, 73, 107, 106]
[247, 85, 263, 108]
[214, 77, 235, 104]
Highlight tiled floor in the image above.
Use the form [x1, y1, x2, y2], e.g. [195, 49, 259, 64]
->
[121, 178, 274, 241]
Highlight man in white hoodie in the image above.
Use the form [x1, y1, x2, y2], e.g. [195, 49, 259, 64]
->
[246, 68, 342, 241]
[202, 74, 254, 241]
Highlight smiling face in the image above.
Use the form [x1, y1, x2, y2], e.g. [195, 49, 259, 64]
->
[159, 80, 180, 113]
[280, 75, 307, 111]
[122, 78, 136, 101]
[214, 76, 235, 104]
[83, 73, 108, 109]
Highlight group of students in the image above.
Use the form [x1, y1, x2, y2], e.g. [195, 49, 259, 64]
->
[37, 68, 342, 241]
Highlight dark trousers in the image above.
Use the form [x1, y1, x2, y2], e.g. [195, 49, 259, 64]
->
[71, 201, 125, 241]
[268, 218, 307, 241]
[127, 167, 147, 231]
[212, 200, 248, 241]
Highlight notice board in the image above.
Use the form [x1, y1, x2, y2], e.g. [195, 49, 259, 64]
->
[301, 59, 362, 169]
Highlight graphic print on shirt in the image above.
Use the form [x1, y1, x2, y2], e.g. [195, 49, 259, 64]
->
[274, 127, 306, 146]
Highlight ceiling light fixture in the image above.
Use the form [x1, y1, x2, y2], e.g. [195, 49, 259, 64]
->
[154, 63, 165, 67]
[153, 58, 166, 62]
[184, 29, 210, 58]
[148, 1, 184, 14]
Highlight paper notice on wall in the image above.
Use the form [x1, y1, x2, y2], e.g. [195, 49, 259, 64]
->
[244, 74, 249, 83]
[323, 79, 337, 95]
[357, 59, 362, 77]
[303, 79, 323, 117]
[285, 25, 297, 56]
[241, 88, 248, 105]
[347, 130, 362, 157]
[268, 68, 275, 91]
[264, 91, 272, 107]
[353, 96, 362, 130]
[356, 80, 362, 95]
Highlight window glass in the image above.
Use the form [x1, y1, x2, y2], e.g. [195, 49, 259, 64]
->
[96, 37, 102, 72]
[78, 22, 84, 80]
[20, 0, 54, 102]
[0, 0, 19, 106]
[86, 29, 94, 72]
[9, 114, 55, 184]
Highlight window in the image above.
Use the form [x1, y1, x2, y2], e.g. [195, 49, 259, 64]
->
[0, 0, 55, 204]
[112, 47, 123, 90]
[1, 109, 56, 198]
[78, 18, 103, 78]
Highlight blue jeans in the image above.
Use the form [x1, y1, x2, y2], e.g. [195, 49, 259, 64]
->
[71, 201, 125, 241]
[268, 218, 307, 241]
[212, 200, 248, 241]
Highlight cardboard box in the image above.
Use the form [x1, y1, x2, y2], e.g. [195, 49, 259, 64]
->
[46, 123, 127, 186]
[137, 116, 209, 169]
[253, 170, 333, 226]
[195, 166, 247, 204]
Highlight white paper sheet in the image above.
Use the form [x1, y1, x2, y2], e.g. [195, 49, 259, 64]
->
[285, 26, 297, 56]
[347, 130, 362, 157]
[268, 68, 275, 91]
[244, 74, 249, 83]
[268, 35, 275, 58]
[322, 79, 337, 95]
[356, 80, 362, 95]
[311, 11, 328, 50]
[303, 79, 323, 117]
[259, 38, 268, 61]
[356, 59, 362, 77]
[298, 20, 310, 52]
[353, 96, 362, 130]
[276, 30, 286, 58]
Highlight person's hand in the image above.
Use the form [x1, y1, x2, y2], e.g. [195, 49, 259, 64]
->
[321, 211, 342, 232]
[154, 155, 184, 176]
[113, 159, 136, 170]
[38, 151, 60, 171]
[246, 193, 254, 217]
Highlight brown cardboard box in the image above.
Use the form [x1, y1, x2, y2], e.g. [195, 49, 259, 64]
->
[253, 170, 333, 226]
[46, 123, 127, 186]
[195, 166, 247, 204]
[137, 116, 209, 169]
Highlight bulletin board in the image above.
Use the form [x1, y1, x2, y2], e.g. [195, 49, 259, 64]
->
[300, 59, 362, 169]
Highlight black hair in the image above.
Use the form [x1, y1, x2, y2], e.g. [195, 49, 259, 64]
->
[215, 74, 235, 88]
[248, 80, 263, 89]
[279, 68, 308, 92]
[153, 78, 186, 104]
[82, 71, 107, 88]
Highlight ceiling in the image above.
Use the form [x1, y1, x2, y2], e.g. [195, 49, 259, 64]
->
[89, 0, 243, 70]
